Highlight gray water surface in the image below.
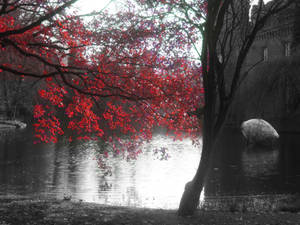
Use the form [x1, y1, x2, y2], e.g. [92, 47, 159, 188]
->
[0, 129, 201, 209]
[2, 127, 299, 208]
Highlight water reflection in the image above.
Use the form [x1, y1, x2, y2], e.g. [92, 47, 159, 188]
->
[242, 147, 279, 178]
[0, 129, 200, 209]
[205, 127, 300, 196]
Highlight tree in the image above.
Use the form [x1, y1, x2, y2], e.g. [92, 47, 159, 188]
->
[2, 0, 296, 216]
[126, 0, 300, 216]
[173, 0, 298, 216]
[0, 1, 202, 153]
[0, 70, 34, 118]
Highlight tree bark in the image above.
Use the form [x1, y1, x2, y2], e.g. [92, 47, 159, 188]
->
[1, 75, 11, 118]
[178, 88, 219, 216]
[177, 131, 213, 216]
[177, 0, 296, 217]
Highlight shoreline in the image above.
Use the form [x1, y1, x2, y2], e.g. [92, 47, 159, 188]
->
[0, 197, 299, 225]
[0, 119, 27, 130]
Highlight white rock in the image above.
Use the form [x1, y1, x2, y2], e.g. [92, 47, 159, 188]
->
[241, 119, 279, 146]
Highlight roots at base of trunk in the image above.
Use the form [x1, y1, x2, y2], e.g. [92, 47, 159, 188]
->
[177, 181, 201, 216]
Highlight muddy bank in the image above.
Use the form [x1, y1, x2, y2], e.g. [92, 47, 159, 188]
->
[0, 198, 299, 225]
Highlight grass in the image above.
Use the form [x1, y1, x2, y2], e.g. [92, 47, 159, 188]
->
[0, 198, 299, 225]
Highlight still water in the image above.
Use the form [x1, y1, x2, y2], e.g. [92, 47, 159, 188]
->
[0, 128, 201, 209]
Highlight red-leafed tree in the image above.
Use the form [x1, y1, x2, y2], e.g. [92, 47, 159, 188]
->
[0, 1, 202, 153]
[4, 0, 296, 217]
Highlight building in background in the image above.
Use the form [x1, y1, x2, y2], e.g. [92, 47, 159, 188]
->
[246, 1, 300, 68]
[226, 0, 300, 125]
[206, 0, 300, 198]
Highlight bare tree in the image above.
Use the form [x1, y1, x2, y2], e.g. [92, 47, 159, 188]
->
[177, 0, 297, 216]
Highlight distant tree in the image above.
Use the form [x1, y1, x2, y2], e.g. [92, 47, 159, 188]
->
[0, 48, 41, 119]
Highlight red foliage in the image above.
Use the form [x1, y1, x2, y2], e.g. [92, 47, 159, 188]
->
[0, 0, 204, 146]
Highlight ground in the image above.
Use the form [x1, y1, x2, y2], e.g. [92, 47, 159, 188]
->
[0, 198, 299, 225]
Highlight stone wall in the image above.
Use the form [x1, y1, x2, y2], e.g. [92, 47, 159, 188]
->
[245, 1, 298, 70]
[224, 1, 300, 129]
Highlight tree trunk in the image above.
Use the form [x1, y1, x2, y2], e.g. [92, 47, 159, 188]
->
[1, 75, 11, 118]
[177, 100, 218, 215]
[178, 111, 231, 216]
[178, 94, 230, 216]
[177, 132, 213, 216]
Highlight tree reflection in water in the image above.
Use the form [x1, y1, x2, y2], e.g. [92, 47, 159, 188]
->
[0, 130, 200, 209]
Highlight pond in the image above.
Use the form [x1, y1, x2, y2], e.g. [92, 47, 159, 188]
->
[205, 127, 300, 197]
[1, 126, 299, 209]
[0, 128, 201, 209]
